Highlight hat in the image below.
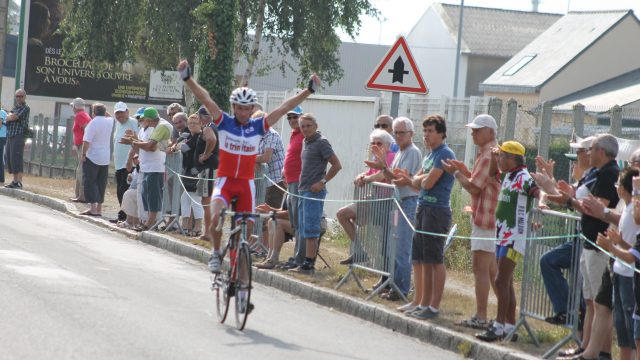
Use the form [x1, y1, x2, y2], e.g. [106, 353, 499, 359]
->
[198, 106, 210, 116]
[70, 97, 84, 108]
[465, 114, 497, 130]
[114, 101, 128, 113]
[134, 107, 145, 119]
[142, 107, 159, 120]
[569, 136, 595, 149]
[287, 106, 303, 116]
[499, 141, 525, 156]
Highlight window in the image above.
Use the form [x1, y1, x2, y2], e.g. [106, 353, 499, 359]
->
[503, 55, 536, 76]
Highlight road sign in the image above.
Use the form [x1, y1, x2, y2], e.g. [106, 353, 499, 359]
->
[366, 36, 428, 95]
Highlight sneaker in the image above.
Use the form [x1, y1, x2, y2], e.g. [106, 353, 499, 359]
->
[475, 326, 504, 342]
[15, 182, 22, 189]
[289, 261, 314, 275]
[457, 315, 490, 330]
[4, 181, 18, 189]
[408, 307, 439, 320]
[557, 347, 585, 358]
[208, 252, 222, 273]
[255, 259, 278, 269]
[380, 289, 403, 302]
[545, 312, 567, 325]
[279, 260, 300, 270]
[339, 255, 353, 265]
[396, 303, 419, 313]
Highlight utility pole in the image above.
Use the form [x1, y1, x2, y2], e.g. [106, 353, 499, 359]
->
[452, 0, 464, 98]
[0, 0, 8, 100]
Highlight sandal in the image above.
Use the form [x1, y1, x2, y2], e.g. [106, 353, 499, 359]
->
[134, 224, 150, 232]
[190, 230, 202, 237]
[80, 210, 101, 216]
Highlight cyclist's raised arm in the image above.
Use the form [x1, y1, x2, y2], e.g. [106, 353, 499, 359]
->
[265, 73, 320, 127]
[178, 60, 222, 121]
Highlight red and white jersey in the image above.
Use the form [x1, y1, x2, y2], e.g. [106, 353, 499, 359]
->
[214, 112, 269, 179]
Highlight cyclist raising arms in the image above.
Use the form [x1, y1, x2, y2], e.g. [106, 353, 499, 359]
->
[177, 60, 320, 273]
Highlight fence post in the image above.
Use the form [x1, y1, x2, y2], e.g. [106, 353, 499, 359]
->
[572, 103, 585, 138]
[463, 96, 478, 169]
[50, 118, 60, 177]
[488, 97, 503, 130]
[438, 95, 448, 117]
[538, 101, 553, 160]
[610, 105, 622, 137]
[40, 117, 50, 177]
[62, 117, 73, 177]
[504, 98, 517, 141]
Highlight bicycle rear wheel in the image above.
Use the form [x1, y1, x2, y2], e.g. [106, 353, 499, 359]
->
[234, 243, 252, 330]
[213, 270, 231, 323]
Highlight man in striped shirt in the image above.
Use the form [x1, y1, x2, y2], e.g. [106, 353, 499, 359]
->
[442, 114, 500, 329]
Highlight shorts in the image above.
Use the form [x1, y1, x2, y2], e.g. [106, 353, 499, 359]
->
[204, 167, 215, 198]
[6, 135, 25, 174]
[298, 190, 326, 239]
[212, 176, 256, 214]
[141, 172, 164, 212]
[412, 206, 451, 264]
[496, 245, 523, 264]
[594, 267, 613, 309]
[613, 273, 636, 348]
[580, 248, 608, 300]
[471, 224, 496, 253]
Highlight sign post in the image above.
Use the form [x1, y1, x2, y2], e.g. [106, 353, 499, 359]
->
[366, 36, 428, 118]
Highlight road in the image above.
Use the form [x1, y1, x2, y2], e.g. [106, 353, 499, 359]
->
[0, 195, 460, 360]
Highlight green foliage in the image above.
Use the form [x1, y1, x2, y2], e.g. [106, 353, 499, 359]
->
[194, 0, 238, 111]
[445, 184, 472, 272]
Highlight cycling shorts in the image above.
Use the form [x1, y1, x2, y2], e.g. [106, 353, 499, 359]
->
[212, 177, 256, 218]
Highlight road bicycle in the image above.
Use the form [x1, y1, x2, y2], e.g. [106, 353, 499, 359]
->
[211, 207, 276, 330]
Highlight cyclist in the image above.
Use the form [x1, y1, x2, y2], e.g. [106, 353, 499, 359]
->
[177, 60, 320, 275]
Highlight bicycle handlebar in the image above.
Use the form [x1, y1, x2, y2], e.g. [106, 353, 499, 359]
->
[215, 210, 278, 232]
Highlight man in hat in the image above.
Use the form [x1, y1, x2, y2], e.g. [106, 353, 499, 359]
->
[111, 101, 138, 223]
[442, 114, 500, 329]
[121, 107, 173, 230]
[70, 97, 91, 202]
[476, 141, 540, 342]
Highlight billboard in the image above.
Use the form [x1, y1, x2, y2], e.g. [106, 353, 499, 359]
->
[19, 0, 182, 104]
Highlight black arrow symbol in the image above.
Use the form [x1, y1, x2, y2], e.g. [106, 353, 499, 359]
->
[388, 56, 409, 83]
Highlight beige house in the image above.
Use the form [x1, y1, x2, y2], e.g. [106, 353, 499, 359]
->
[480, 10, 640, 107]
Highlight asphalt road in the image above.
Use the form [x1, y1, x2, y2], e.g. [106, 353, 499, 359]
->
[0, 195, 460, 360]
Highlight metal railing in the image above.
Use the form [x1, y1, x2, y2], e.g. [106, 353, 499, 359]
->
[335, 182, 402, 300]
[512, 208, 582, 358]
[151, 151, 183, 232]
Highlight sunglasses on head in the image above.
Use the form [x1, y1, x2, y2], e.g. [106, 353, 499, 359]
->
[374, 123, 389, 129]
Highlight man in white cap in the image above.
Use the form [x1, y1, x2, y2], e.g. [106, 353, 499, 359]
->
[70, 97, 91, 202]
[111, 101, 139, 223]
[442, 114, 500, 329]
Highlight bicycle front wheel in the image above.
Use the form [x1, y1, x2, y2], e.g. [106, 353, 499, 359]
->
[213, 270, 231, 323]
[234, 243, 252, 331]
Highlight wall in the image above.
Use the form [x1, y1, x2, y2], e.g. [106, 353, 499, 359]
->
[465, 55, 508, 96]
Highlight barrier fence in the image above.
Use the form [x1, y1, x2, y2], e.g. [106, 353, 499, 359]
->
[335, 182, 403, 300]
[152, 152, 184, 232]
[513, 208, 582, 358]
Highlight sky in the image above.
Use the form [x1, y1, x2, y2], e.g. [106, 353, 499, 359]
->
[339, 0, 640, 45]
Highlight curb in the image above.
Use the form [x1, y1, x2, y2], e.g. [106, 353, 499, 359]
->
[1, 187, 540, 360]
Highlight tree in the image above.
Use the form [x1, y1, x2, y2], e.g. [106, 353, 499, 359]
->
[59, 0, 377, 104]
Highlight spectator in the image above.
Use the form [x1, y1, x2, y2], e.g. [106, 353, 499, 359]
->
[166, 103, 184, 124]
[118, 155, 141, 229]
[543, 134, 620, 359]
[169, 112, 189, 147]
[442, 114, 500, 329]
[476, 141, 540, 342]
[122, 107, 173, 231]
[111, 101, 138, 223]
[69, 97, 90, 203]
[79, 103, 114, 217]
[280, 106, 306, 270]
[373, 114, 399, 153]
[290, 113, 342, 274]
[4, 89, 30, 189]
[178, 114, 207, 237]
[368, 116, 422, 301]
[254, 197, 294, 269]
[338, 128, 395, 265]
[256, 112, 286, 209]
[538, 136, 595, 327]
[396, 115, 455, 319]
[196, 106, 218, 242]
[0, 106, 7, 184]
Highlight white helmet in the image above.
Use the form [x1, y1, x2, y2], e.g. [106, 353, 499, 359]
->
[229, 87, 258, 105]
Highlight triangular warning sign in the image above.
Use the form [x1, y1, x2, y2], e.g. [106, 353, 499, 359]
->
[366, 36, 428, 95]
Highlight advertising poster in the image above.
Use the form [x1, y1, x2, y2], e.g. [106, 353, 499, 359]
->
[21, 0, 182, 104]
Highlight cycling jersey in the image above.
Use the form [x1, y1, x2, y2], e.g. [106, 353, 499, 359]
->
[214, 113, 268, 179]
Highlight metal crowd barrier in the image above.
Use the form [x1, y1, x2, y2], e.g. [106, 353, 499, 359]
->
[250, 164, 269, 253]
[512, 208, 582, 358]
[151, 151, 184, 232]
[335, 182, 403, 300]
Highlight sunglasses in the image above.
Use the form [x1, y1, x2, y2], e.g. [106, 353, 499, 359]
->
[15, 95, 24, 98]
[287, 115, 299, 120]
[370, 141, 383, 146]
[374, 123, 389, 129]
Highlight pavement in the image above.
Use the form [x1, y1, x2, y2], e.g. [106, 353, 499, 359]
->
[0, 186, 541, 360]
